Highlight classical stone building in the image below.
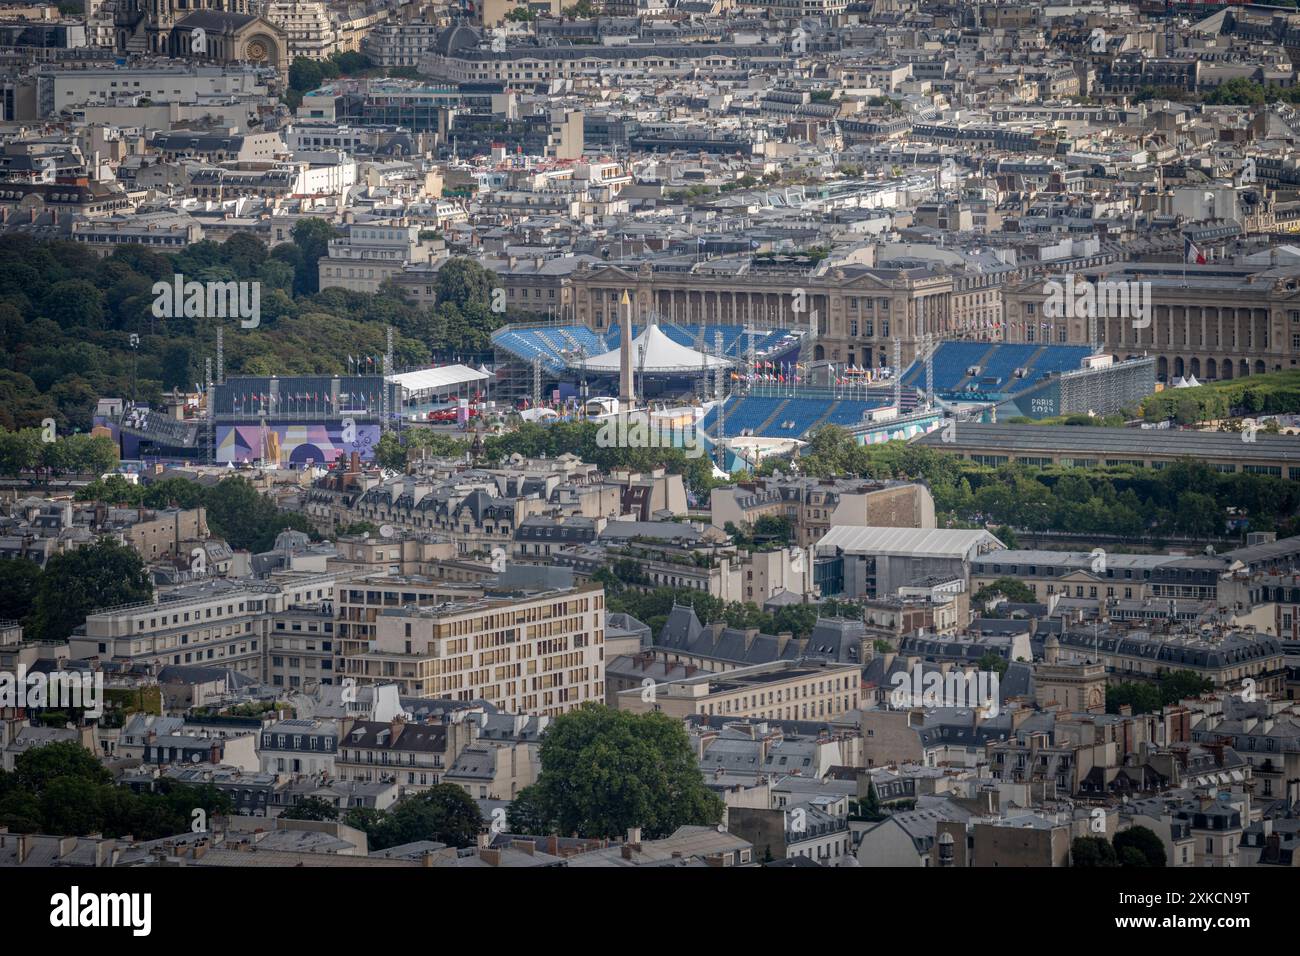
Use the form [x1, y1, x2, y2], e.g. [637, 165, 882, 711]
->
[569, 260, 967, 371]
[116, 1, 288, 75]
[1033, 635, 1107, 713]
[1002, 261, 1300, 382]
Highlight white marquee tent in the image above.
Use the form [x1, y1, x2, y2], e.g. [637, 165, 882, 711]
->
[575, 323, 731, 374]
[387, 365, 490, 403]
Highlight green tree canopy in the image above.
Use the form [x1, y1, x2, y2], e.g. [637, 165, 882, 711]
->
[1113, 826, 1167, 867]
[0, 558, 42, 623]
[27, 538, 152, 641]
[1071, 835, 1119, 867]
[280, 796, 339, 821]
[973, 577, 1036, 605]
[1, 741, 232, 839]
[518, 705, 724, 840]
[355, 784, 483, 851]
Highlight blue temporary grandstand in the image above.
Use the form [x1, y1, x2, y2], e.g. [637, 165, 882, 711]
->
[901, 342, 1096, 399]
[492, 323, 800, 373]
[491, 325, 608, 374]
[701, 393, 894, 442]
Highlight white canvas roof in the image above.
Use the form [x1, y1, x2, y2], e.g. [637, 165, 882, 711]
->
[388, 365, 489, 392]
[816, 526, 1004, 559]
[578, 323, 730, 373]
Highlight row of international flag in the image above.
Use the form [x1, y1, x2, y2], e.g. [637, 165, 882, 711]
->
[946, 320, 1081, 332]
[730, 360, 806, 384]
[730, 361, 898, 385]
[229, 392, 380, 410]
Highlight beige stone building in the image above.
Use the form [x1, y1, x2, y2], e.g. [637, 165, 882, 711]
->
[1055, 628, 1286, 695]
[122, 506, 209, 562]
[1002, 262, 1300, 383]
[617, 659, 861, 721]
[1034, 638, 1107, 713]
[338, 583, 606, 717]
[319, 222, 440, 294]
[334, 715, 477, 795]
[264, 1, 339, 60]
[711, 478, 935, 549]
[334, 574, 492, 655]
[73, 570, 366, 678]
[569, 260, 967, 372]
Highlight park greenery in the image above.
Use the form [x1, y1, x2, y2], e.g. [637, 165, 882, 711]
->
[1072, 826, 1168, 867]
[482, 420, 720, 494]
[0, 429, 119, 476]
[506, 705, 724, 839]
[597, 576, 825, 641]
[0, 741, 232, 840]
[1005, 412, 1130, 427]
[0, 538, 152, 641]
[369, 419, 721, 494]
[1203, 76, 1300, 106]
[281, 52, 424, 109]
[723, 514, 796, 549]
[760, 426, 1299, 540]
[1140, 370, 1300, 423]
[1105, 671, 1214, 716]
[973, 577, 1037, 605]
[73, 474, 319, 553]
[1136, 72, 1300, 106]
[0, 232, 515, 436]
[335, 784, 484, 850]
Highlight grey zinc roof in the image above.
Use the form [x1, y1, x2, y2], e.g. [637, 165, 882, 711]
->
[175, 10, 258, 30]
[342, 721, 448, 753]
[655, 604, 857, 665]
[1057, 628, 1282, 668]
[700, 738, 765, 773]
[1223, 534, 1300, 566]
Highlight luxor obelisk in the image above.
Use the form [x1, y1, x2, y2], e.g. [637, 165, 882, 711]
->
[618, 289, 635, 406]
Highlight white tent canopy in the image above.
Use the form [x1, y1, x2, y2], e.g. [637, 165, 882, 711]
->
[519, 407, 559, 422]
[388, 364, 489, 400]
[577, 322, 730, 373]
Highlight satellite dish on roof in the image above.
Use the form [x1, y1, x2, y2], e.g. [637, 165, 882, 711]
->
[379, 524, 396, 538]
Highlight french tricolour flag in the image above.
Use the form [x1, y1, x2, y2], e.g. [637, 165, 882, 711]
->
[1184, 236, 1206, 265]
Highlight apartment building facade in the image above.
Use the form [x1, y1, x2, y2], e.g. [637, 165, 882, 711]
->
[333, 715, 479, 795]
[712, 479, 936, 549]
[268, 602, 337, 692]
[319, 222, 439, 294]
[71, 572, 361, 679]
[338, 584, 607, 717]
[334, 575, 490, 658]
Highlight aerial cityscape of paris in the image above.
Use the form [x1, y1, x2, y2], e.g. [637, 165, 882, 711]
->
[0, 0, 1290, 933]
